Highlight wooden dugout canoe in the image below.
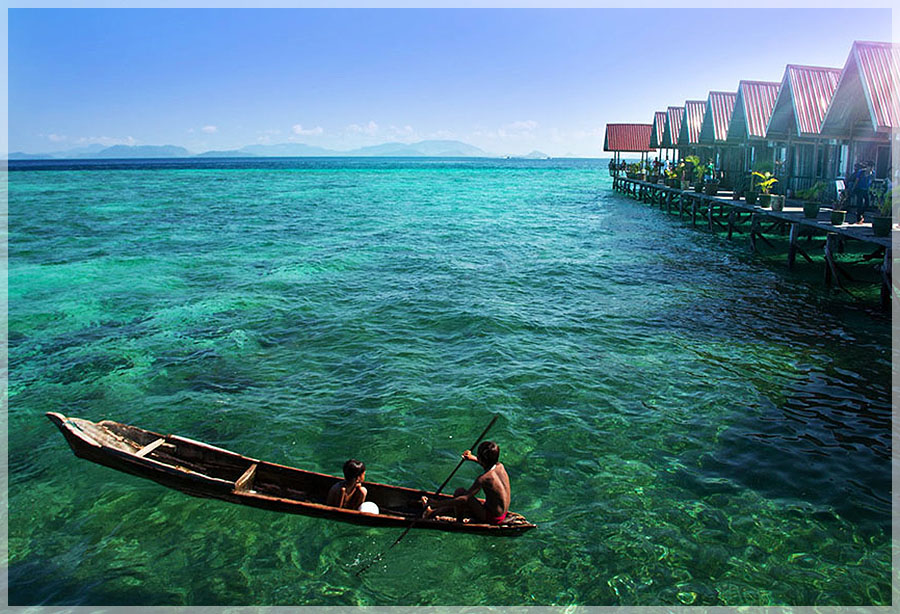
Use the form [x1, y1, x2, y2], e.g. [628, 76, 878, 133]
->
[46, 412, 536, 536]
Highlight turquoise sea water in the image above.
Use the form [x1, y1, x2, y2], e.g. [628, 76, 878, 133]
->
[7, 158, 893, 606]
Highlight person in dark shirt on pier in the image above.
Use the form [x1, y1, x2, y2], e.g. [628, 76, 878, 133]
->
[849, 161, 874, 224]
[682, 158, 694, 184]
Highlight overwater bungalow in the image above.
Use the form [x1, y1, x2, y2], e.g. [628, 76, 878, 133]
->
[604, 39, 896, 308]
[603, 39, 897, 207]
[677, 99, 708, 162]
[661, 106, 685, 163]
[766, 64, 842, 196]
[606, 40, 896, 190]
[698, 91, 738, 187]
[649, 111, 670, 162]
[724, 80, 781, 186]
[603, 123, 655, 174]
[819, 40, 899, 184]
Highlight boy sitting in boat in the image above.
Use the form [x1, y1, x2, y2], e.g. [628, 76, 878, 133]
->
[326, 459, 368, 509]
[421, 441, 510, 524]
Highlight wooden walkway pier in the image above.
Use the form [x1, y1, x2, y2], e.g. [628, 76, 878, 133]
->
[612, 176, 895, 310]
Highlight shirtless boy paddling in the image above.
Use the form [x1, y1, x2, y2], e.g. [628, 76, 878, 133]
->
[422, 440, 510, 524]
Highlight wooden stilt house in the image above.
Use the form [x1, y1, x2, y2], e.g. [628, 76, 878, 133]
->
[649, 111, 670, 163]
[698, 91, 738, 188]
[725, 80, 782, 188]
[662, 106, 684, 162]
[678, 100, 709, 164]
[765, 65, 842, 197]
[603, 124, 656, 174]
[820, 40, 900, 184]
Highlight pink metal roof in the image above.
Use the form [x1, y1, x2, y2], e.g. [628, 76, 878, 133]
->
[727, 80, 781, 141]
[662, 106, 684, 148]
[678, 100, 707, 145]
[603, 124, 655, 152]
[821, 40, 899, 135]
[769, 65, 841, 137]
[856, 41, 900, 129]
[649, 111, 667, 148]
[699, 91, 736, 143]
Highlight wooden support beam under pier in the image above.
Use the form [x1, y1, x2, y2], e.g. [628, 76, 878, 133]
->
[611, 176, 896, 309]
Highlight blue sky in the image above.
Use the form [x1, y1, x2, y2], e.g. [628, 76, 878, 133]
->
[7, 7, 893, 157]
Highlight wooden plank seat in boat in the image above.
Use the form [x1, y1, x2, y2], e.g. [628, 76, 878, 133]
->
[234, 463, 258, 492]
[134, 437, 166, 458]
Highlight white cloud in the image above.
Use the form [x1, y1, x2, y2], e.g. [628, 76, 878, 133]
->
[498, 120, 539, 139]
[75, 135, 137, 147]
[427, 130, 456, 140]
[387, 124, 417, 142]
[346, 120, 379, 137]
[45, 133, 67, 142]
[292, 124, 324, 136]
[254, 129, 283, 144]
[472, 120, 541, 142]
[202, 125, 218, 134]
[571, 127, 605, 140]
[507, 120, 539, 132]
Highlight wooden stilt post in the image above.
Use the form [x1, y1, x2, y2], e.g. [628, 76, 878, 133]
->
[750, 213, 760, 252]
[824, 233, 839, 287]
[691, 196, 698, 227]
[788, 223, 799, 269]
[881, 247, 893, 310]
[727, 208, 736, 239]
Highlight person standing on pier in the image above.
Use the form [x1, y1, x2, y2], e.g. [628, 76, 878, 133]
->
[849, 161, 873, 224]
[683, 158, 694, 185]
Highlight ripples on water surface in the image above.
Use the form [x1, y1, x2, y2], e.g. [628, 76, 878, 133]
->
[7, 158, 893, 606]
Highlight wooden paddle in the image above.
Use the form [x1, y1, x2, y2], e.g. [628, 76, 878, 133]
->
[354, 413, 499, 576]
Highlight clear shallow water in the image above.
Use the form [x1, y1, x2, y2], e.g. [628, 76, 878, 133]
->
[7, 157, 892, 606]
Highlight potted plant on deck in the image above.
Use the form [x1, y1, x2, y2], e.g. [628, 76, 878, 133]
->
[682, 155, 701, 191]
[752, 171, 780, 209]
[796, 181, 826, 219]
[690, 158, 706, 193]
[830, 203, 847, 226]
[664, 167, 679, 188]
[872, 186, 895, 237]
[830, 185, 850, 226]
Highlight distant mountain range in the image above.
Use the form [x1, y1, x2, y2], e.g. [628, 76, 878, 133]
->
[7, 139, 510, 160]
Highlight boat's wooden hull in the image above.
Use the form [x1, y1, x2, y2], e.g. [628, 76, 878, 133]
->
[47, 412, 536, 536]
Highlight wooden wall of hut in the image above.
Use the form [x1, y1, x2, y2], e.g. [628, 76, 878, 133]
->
[848, 139, 891, 179]
[720, 147, 745, 190]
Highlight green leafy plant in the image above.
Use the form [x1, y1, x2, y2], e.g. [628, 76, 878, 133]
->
[796, 181, 827, 202]
[682, 155, 706, 182]
[752, 171, 778, 195]
[751, 158, 774, 174]
[879, 186, 896, 217]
